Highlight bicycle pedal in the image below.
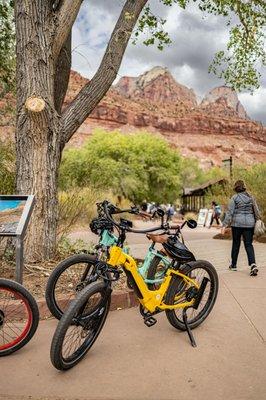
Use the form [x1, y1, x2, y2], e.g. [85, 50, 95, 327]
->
[144, 316, 157, 327]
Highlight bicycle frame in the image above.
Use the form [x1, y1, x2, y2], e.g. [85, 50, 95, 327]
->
[138, 244, 170, 284]
[98, 230, 171, 284]
[108, 246, 199, 314]
[99, 229, 118, 247]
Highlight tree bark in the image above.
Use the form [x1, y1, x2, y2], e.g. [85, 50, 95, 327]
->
[15, 1, 61, 261]
[54, 33, 72, 114]
[53, 0, 83, 59]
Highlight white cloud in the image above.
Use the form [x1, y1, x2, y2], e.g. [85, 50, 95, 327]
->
[239, 88, 266, 123]
[72, 0, 266, 124]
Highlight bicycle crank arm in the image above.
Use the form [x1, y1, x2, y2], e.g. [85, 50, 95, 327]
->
[193, 277, 209, 310]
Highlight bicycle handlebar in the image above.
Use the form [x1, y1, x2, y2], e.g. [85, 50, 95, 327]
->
[101, 201, 189, 235]
[102, 201, 166, 234]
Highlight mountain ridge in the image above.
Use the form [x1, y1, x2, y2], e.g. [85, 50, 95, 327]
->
[1, 67, 265, 168]
[65, 68, 265, 167]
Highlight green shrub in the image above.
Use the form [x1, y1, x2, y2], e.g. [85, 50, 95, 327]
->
[205, 163, 266, 221]
[57, 187, 126, 237]
[57, 187, 105, 237]
[57, 236, 95, 258]
[235, 163, 266, 221]
[59, 129, 182, 204]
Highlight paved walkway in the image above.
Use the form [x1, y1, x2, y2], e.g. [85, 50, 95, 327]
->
[1, 229, 266, 400]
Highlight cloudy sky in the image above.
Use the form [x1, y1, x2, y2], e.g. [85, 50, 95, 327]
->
[72, 0, 266, 124]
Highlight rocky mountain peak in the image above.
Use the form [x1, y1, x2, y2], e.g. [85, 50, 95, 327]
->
[115, 66, 197, 107]
[201, 86, 248, 119]
[136, 66, 168, 88]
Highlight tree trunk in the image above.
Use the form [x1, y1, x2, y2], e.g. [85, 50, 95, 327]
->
[14, 0, 147, 261]
[15, 1, 61, 261]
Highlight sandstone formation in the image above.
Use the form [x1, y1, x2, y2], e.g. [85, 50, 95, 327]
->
[65, 68, 265, 166]
[115, 66, 197, 107]
[201, 86, 248, 119]
[1, 67, 266, 167]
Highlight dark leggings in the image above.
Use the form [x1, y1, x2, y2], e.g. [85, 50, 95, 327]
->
[210, 214, 220, 226]
[231, 227, 255, 267]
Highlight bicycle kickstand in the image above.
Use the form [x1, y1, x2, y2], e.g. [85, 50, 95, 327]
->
[182, 308, 197, 348]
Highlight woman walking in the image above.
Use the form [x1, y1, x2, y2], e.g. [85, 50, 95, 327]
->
[209, 201, 222, 227]
[222, 180, 260, 276]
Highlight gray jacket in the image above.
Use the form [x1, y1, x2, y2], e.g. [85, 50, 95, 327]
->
[223, 192, 260, 228]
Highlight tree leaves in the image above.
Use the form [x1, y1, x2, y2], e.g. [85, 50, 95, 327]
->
[135, 0, 266, 91]
[0, 0, 15, 95]
[1, 0, 265, 93]
[208, 1, 266, 91]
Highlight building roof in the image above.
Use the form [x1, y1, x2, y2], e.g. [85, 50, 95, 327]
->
[183, 178, 227, 196]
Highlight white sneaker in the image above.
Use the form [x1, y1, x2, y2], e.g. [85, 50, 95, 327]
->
[250, 264, 258, 276]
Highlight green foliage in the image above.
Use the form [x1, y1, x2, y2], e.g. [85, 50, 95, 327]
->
[204, 165, 227, 182]
[179, 157, 226, 188]
[179, 157, 205, 187]
[0, 140, 15, 194]
[135, 0, 266, 91]
[134, 4, 172, 51]
[0, 0, 15, 94]
[235, 163, 266, 221]
[208, 0, 266, 91]
[205, 163, 266, 221]
[57, 236, 95, 258]
[58, 187, 103, 237]
[60, 130, 182, 204]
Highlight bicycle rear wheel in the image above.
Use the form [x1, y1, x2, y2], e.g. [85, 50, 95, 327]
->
[45, 254, 98, 320]
[0, 279, 39, 356]
[165, 260, 218, 330]
[146, 255, 168, 290]
[50, 281, 111, 370]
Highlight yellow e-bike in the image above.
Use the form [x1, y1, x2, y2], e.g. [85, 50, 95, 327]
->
[50, 201, 219, 370]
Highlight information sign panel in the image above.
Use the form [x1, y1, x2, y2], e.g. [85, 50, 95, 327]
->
[197, 208, 208, 226]
[205, 209, 214, 228]
[0, 195, 35, 283]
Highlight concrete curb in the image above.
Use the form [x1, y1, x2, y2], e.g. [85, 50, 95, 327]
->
[37, 289, 139, 319]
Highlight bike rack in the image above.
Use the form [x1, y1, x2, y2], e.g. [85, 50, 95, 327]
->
[0, 195, 35, 283]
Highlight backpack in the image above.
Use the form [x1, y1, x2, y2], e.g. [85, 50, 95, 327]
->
[215, 205, 221, 216]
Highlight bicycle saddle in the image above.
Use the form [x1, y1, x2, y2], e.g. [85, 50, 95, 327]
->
[146, 233, 168, 244]
[162, 237, 195, 262]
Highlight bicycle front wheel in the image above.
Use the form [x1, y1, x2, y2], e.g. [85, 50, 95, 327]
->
[0, 279, 39, 356]
[165, 260, 218, 331]
[50, 281, 111, 370]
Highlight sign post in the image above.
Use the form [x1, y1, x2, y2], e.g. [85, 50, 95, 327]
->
[0, 195, 35, 283]
[222, 156, 233, 179]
